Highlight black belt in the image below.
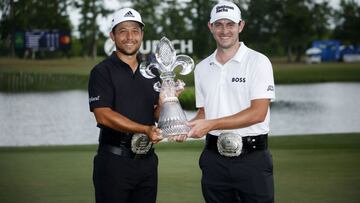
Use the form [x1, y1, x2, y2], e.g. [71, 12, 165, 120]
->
[97, 128, 153, 159]
[205, 133, 268, 155]
[98, 128, 134, 147]
[98, 144, 154, 159]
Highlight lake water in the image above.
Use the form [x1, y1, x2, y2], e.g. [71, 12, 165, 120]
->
[0, 82, 359, 146]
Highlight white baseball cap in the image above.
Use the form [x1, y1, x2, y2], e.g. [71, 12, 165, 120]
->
[110, 8, 144, 31]
[210, 1, 242, 24]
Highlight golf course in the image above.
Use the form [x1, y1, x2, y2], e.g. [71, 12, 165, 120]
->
[0, 134, 359, 203]
[1, 58, 360, 202]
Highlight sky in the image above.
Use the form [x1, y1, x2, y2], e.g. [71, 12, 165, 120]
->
[68, 0, 342, 37]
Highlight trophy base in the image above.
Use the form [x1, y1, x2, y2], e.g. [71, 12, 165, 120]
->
[158, 120, 190, 137]
[158, 98, 189, 137]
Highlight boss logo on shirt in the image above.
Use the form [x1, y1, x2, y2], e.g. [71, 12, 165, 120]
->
[232, 77, 246, 83]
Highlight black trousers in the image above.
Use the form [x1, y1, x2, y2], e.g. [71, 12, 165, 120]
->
[199, 149, 274, 203]
[93, 150, 158, 203]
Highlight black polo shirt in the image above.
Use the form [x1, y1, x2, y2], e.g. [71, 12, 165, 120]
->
[88, 52, 160, 127]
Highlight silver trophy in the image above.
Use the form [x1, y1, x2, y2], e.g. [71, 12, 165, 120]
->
[140, 37, 194, 137]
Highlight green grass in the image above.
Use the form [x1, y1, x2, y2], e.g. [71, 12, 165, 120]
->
[1, 58, 360, 110]
[0, 133, 359, 203]
[0, 58, 99, 92]
[273, 62, 360, 83]
[1, 58, 360, 86]
[0, 57, 99, 75]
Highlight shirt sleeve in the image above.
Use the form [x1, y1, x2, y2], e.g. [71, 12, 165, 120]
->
[249, 55, 276, 101]
[88, 66, 114, 111]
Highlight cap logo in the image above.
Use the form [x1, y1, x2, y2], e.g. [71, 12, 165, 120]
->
[216, 5, 234, 13]
[124, 11, 135, 18]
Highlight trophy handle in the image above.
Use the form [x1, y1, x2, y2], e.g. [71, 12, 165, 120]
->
[140, 62, 160, 79]
[173, 55, 194, 75]
[175, 79, 185, 91]
[153, 81, 162, 92]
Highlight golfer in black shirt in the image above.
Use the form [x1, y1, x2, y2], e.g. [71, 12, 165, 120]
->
[88, 8, 162, 203]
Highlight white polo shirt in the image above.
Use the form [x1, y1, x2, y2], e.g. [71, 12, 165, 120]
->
[194, 42, 275, 136]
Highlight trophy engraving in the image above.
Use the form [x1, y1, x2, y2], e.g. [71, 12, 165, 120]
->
[140, 37, 194, 137]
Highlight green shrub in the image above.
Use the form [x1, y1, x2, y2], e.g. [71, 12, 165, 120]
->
[0, 72, 88, 92]
[179, 86, 196, 110]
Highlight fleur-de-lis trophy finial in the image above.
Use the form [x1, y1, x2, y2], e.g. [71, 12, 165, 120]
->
[140, 37, 194, 137]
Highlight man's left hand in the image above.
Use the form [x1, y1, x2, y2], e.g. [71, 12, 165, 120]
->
[167, 134, 188, 142]
[187, 119, 214, 138]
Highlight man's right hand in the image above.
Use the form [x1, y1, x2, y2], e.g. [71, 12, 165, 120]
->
[146, 126, 163, 144]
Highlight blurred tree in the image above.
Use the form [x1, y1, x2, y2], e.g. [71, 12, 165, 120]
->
[276, 0, 314, 62]
[67, 37, 82, 56]
[310, 1, 333, 39]
[0, 0, 72, 57]
[96, 31, 108, 57]
[73, 0, 111, 58]
[333, 0, 360, 45]
[1, 0, 356, 60]
[242, 0, 283, 56]
[186, 0, 215, 59]
[131, 0, 162, 41]
[158, 0, 189, 39]
[0, 0, 15, 56]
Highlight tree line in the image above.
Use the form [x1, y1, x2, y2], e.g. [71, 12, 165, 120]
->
[0, 0, 359, 62]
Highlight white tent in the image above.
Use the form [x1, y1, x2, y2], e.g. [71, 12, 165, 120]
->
[306, 47, 322, 55]
[305, 47, 322, 63]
